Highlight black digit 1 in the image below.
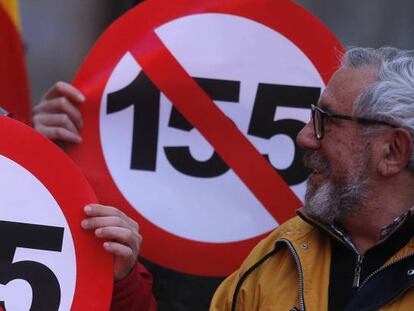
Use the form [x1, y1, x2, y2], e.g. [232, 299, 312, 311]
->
[107, 71, 160, 171]
[248, 83, 320, 185]
[0, 220, 64, 311]
[164, 77, 239, 178]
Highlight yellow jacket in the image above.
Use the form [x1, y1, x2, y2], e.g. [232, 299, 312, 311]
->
[209, 213, 414, 311]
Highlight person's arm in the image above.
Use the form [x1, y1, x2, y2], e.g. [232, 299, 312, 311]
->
[111, 262, 157, 311]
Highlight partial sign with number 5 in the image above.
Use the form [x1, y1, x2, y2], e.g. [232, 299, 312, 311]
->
[0, 117, 112, 310]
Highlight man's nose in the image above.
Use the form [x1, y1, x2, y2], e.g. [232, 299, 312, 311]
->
[296, 120, 320, 150]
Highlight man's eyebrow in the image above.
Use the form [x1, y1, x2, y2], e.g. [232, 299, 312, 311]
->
[316, 100, 332, 111]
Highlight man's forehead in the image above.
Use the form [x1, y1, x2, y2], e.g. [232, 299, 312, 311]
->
[318, 65, 378, 113]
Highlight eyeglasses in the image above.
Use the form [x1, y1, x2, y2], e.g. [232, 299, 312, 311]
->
[311, 104, 396, 140]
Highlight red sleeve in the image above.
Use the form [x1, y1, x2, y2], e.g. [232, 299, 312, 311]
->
[110, 262, 157, 311]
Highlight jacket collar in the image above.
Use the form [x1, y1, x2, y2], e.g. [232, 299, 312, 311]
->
[296, 208, 346, 245]
[296, 207, 414, 252]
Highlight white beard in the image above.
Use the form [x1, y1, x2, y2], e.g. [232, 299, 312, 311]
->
[303, 150, 372, 224]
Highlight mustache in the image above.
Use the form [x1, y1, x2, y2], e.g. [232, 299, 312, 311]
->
[302, 151, 330, 175]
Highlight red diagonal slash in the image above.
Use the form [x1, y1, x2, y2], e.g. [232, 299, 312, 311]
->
[131, 31, 301, 223]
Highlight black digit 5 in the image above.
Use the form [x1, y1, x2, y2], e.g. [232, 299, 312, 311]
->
[0, 220, 64, 311]
[164, 77, 240, 178]
[248, 83, 320, 185]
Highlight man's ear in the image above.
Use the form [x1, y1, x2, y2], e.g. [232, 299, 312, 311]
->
[378, 128, 412, 176]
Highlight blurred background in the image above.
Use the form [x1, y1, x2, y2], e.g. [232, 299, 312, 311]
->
[20, 0, 414, 105]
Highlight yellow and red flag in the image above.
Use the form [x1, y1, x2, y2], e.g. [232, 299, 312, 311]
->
[0, 0, 31, 124]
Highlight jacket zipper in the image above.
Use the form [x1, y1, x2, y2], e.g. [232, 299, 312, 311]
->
[352, 254, 364, 288]
[350, 252, 414, 309]
[359, 252, 414, 289]
[279, 239, 306, 311]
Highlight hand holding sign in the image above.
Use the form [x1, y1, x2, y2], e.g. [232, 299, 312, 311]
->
[82, 204, 142, 281]
[33, 83, 147, 282]
[33, 81, 84, 146]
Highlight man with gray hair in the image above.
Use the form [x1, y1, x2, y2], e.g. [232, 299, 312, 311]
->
[209, 47, 414, 311]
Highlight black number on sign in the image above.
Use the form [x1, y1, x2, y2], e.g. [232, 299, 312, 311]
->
[107, 71, 160, 171]
[0, 220, 64, 311]
[248, 83, 320, 185]
[164, 77, 240, 177]
[107, 73, 240, 177]
[106, 71, 320, 185]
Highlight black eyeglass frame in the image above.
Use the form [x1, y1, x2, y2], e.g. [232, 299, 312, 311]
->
[310, 104, 397, 140]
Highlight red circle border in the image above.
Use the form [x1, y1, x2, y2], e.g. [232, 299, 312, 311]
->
[70, 0, 343, 276]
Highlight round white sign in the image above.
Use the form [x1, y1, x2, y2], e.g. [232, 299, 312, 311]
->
[100, 13, 324, 243]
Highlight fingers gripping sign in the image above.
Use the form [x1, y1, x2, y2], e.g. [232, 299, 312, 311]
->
[33, 81, 85, 146]
[81, 204, 142, 281]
